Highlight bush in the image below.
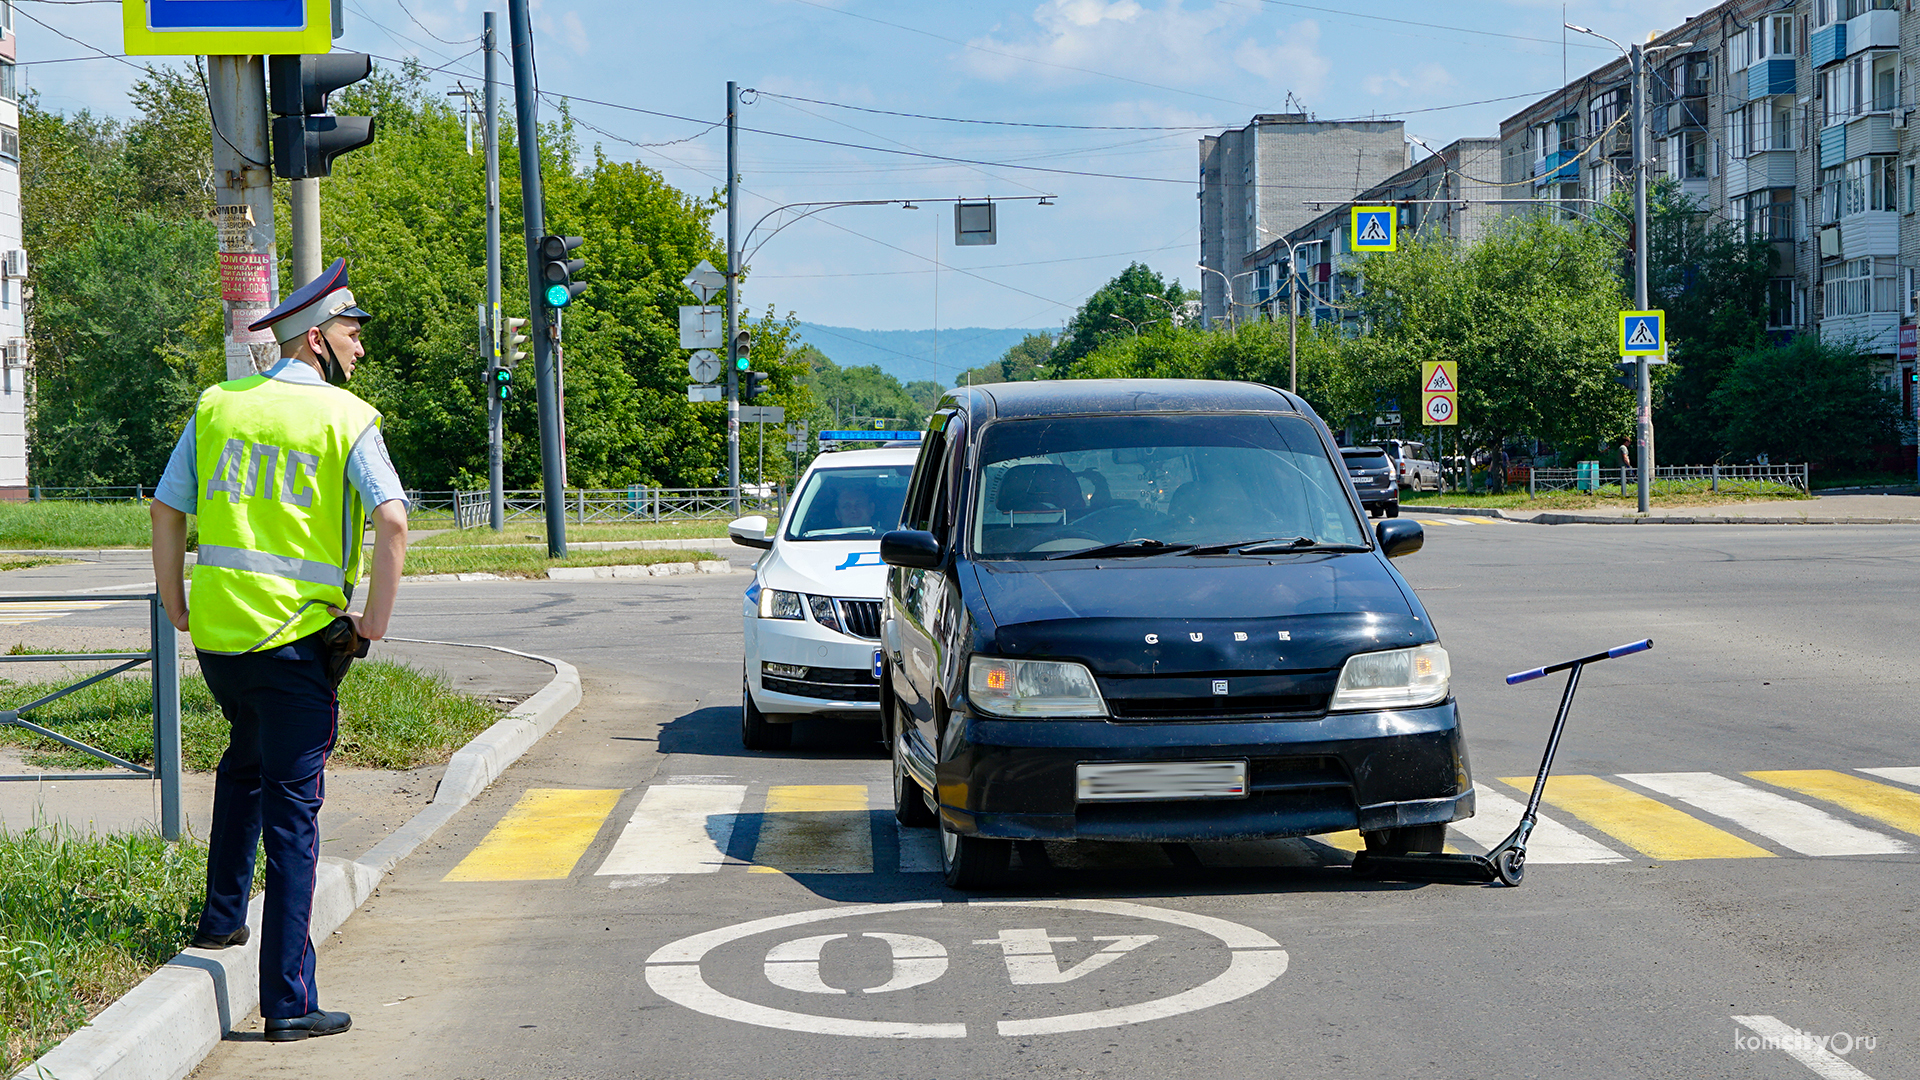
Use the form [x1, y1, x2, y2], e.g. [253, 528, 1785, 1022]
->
[1712, 336, 1905, 470]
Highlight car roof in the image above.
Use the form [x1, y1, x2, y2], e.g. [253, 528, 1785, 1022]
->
[942, 378, 1307, 421]
[802, 446, 922, 474]
[1341, 446, 1387, 454]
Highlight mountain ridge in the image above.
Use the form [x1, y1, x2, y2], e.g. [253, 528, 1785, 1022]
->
[794, 322, 1055, 387]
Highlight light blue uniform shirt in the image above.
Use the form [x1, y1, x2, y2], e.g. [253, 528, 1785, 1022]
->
[153, 357, 411, 515]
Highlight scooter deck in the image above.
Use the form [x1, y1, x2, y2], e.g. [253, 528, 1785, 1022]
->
[1350, 851, 1499, 884]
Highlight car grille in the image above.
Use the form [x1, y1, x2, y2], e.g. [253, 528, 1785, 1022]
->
[762, 666, 880, 702]
[1097, 672, 1333, 721]
[1106, 694, 1329, 720]
[837, 599, 883, 640]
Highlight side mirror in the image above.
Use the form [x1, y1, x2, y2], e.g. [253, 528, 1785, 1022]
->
[728, 515, 773, 550]
[881, 529, 942, 570]
[1375, 519, 1423, 559]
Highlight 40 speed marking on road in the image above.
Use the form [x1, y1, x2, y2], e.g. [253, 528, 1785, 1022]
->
[643, 898, 1288, 1039]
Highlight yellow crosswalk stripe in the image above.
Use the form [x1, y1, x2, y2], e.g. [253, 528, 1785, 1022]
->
[443, 788, 623, 882]
[1501, 775, 1774, 861]
[1746, 770, 1920, 837]
[748, 784, 873, 874]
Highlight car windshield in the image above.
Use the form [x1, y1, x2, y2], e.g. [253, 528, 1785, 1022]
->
[970, 413, 1368, 560]
[784, 464, 913, 541]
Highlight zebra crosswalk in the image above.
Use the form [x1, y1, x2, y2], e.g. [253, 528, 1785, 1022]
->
[0, 600, 123, 626]
[439, 767, 1920, 883]
[1411, 516, 1504, 527]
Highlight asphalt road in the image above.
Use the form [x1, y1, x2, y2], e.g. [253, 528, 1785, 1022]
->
[152, 520, 1920, 1080]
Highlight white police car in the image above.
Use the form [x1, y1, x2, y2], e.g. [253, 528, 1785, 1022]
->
[730, 446, 919, 749]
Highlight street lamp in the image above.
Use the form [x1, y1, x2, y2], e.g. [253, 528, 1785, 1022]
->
[1195, 264, 1258, 328]
[1108, 312, 1142, 337]
[1567, 22, 1692, 514]
[1285, 239, 1324, 395]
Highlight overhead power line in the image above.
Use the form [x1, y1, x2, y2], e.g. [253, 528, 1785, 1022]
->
[1254, 1, 1610, 51]
[746, 91, 1218, 132]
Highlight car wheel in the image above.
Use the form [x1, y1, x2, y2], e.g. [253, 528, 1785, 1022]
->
[741, 678, 791, 751]
[892, 707, 935, 828]
[938, 814, 1010, 890]
[1361, 823, 1446, 856]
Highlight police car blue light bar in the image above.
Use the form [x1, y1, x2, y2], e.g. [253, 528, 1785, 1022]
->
[818, 431, 921, 442]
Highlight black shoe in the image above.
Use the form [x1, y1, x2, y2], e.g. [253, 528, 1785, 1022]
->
[265, 1010, 352, 1042]
[189, 925, 250, 950]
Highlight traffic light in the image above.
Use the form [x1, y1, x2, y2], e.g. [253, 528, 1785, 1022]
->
[732, 329, 751, 372]
[503, 317, 529, 368]
[267, 54, 376, 179]
[493, 366, 512, 401]
[742, 370, 771, 405]
[538, 235, 586, 308]
[1613, 360, 1637, 387]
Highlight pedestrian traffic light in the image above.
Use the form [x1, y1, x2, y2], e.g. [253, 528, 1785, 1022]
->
[742, 370, 771, 405]
[539, 235, 586, 308]
[493, 366, 512, 401]
[1613, 360, 1637, 387]
[733, 329, 752, 372]
[267, 54, 377, 179]
[504, 317, 529, 368]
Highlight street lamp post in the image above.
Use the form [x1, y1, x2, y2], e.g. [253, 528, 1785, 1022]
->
[1108, 312, 1142, 337]
[1568, 23, 1692, 515]
[1195, 264, 1258, 328]
[1286, 239, 1324, 395]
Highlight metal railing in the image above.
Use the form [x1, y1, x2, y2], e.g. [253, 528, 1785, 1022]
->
[452, 487, 786, 529]
[0, 593, 183, 840]
[1523, 462, 1808, 495]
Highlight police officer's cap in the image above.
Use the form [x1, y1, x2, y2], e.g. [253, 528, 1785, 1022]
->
[248, 258, 374, 345]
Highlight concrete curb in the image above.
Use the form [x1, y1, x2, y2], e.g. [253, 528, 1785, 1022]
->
[403, 559, 738, 583]
[12, 641, 583, 1080]
[1405, 504, 1920, 526]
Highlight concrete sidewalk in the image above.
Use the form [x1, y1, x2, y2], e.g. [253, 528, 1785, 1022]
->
[1411, 492, 1920, 525]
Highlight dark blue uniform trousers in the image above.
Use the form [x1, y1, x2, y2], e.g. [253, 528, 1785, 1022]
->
[195, 630, 338, 1020]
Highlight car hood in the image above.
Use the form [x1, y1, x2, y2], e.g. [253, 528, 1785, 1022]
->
[762, 539, 888, 599]
[971, 554, 1432, 675]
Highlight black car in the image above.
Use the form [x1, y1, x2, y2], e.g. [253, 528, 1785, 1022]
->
[1340, 446, 1400, 517]
[879, 379, 1473, 888]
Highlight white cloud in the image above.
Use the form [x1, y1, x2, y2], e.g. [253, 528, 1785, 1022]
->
[1362, 63, 1457, 99]
[1233, 20, 1330, 100]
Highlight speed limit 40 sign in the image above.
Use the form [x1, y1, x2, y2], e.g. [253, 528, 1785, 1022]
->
[1421, 361, 1458, 427]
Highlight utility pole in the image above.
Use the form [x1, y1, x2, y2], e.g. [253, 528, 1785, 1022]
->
[1631, 41, 1653, 514]
[208, 57, 278, 379]
[509, 0, 566, 557]
[289, 179, 321, 284]
[726, 80, 742, 515]
[484, 11, 504, 531]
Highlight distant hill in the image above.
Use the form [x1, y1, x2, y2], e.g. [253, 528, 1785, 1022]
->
[795, 323, 1056, 387]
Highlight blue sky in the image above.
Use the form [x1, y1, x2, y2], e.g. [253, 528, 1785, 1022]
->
[22, 0, 1698, 378]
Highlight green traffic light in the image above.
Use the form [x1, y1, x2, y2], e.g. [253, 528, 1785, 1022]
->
[735, 355, 749, 372]
[545, 283, 572, 308]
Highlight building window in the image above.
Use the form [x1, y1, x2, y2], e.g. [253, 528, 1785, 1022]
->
[1908, 165, 1917, 214]
[1589, 87, 1625, 134]
[1767, 278, 1797, 329]
[0, 61, 14, 104]
[1822, 257, 1899, 317]
[1764, 14, 1796, 58]
[1683, 132, 1709, 179]
[1744, 188, 1795, 240]
[1821, 165, 1844, 222]
[0, 125, 16, 163]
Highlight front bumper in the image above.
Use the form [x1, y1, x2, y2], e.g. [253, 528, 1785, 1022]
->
[934, 700, 1472, 843]
[746, 613, 883, 717]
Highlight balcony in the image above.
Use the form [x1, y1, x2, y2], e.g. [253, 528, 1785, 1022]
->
[1811, 23, 1845, 67]
[1748, 59, 1794, 97]
[1820, 123, 1847, 169]
[1532, 149, 1579, 185]
[1845, 8, 1898, 54]
[1665, 97, 1708, 134]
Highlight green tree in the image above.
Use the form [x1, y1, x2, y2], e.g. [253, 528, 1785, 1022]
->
[1049, 264, 1189, 372]
[1712, 335, 1903, 469]
[955, 330, 1055, 386]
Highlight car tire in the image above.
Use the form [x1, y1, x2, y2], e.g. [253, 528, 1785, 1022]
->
[1361, 823, 1446, 856]
[741, 678, 791, 751]
[1386, 502, 1399, 518]
[938, 814, 1009, 890]
[892, 708, 935, 828]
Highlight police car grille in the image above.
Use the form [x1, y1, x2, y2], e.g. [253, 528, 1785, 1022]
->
[837, 600, 884, 640]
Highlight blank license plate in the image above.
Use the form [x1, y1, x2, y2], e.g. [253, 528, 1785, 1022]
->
[1076, 761, 1248, 803]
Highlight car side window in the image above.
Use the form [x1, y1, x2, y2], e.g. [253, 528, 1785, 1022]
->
[929, 413, 968, 544]
[903, 413, 952, 532]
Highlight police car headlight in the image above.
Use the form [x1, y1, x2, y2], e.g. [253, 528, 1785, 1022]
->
[806, 594, 843, 634]
[1329, 644, 1450, 711]
[968, 656, 1106, 718]
[759, 589, 804, 620]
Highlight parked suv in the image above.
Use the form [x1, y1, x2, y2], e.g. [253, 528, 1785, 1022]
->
[1380, 439, 1441, 492]
[880, 380, 1473, 888]
[1340, 446, 1400, 517]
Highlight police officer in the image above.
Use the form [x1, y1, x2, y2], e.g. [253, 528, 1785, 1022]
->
[150, 258, 410, 1042]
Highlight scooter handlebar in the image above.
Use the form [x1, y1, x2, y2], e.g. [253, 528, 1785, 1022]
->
[1505, 638, 1653, 685]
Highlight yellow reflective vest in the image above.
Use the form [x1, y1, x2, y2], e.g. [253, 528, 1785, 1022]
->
[189, 373, 382, 654]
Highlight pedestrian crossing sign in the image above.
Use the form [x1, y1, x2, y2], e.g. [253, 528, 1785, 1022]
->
[1619, 310, 1665, 356]
[1351, 206, 1396, 252]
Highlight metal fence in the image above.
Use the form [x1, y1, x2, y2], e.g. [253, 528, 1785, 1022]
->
[1523, 462, 1808, 495]
[0, 593, 183, 840]
[452, 486, 786, 529]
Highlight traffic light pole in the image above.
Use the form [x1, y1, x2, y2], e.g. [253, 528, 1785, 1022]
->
[1631, 42, 1654, 515]
[290, 180, 321, 284]
[484, 10, 505, 531]
[207, 56, 279, 380]
[508, 0, 566, 557]
[726, 80, 742, 516]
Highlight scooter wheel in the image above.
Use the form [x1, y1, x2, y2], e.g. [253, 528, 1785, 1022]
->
[1494, 848, 1525, 886]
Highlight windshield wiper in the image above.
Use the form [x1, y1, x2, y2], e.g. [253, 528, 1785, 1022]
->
[1046, 538, 1195, 560]
[1182, 536, 1370, 556]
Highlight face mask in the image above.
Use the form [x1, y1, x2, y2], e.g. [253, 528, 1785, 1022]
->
[319, 332, 350, 386]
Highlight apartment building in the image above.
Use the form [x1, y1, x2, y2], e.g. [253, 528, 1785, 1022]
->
[1262, 138, 1505, 328]
[0, 0, 26, 497]
[1197, 114, 1407, 326]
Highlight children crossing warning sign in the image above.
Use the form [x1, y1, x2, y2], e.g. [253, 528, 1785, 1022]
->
[1422, 363, 1456, 393]
[1351, 206, 1396, 252]
[1420, 361, 1458, 426]
[1619, 310, 1665, 355]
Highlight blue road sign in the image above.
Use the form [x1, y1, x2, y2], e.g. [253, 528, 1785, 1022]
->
[1619, 310, 1665, 355]
[1350, 206, 1396, 252]
[147, 0, 305, 30]
[125, 0, 333, 54]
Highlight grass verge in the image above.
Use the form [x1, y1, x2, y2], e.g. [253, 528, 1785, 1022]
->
[414, 520, 733, 546]
[0, 503, 184, 550]
[0, 557, 80, 572]
[403, 545, 717, 578]
[1, 825, 209, 1073]
[1402, 478, 1809, 511]
[0, 659, 501, 771]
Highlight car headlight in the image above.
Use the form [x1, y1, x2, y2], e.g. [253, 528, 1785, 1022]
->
[968, 656, 1106, 718]
[759, 588, 803, 620]
[1329, 644, 1450, 711]
[806, 594, 843, 634]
